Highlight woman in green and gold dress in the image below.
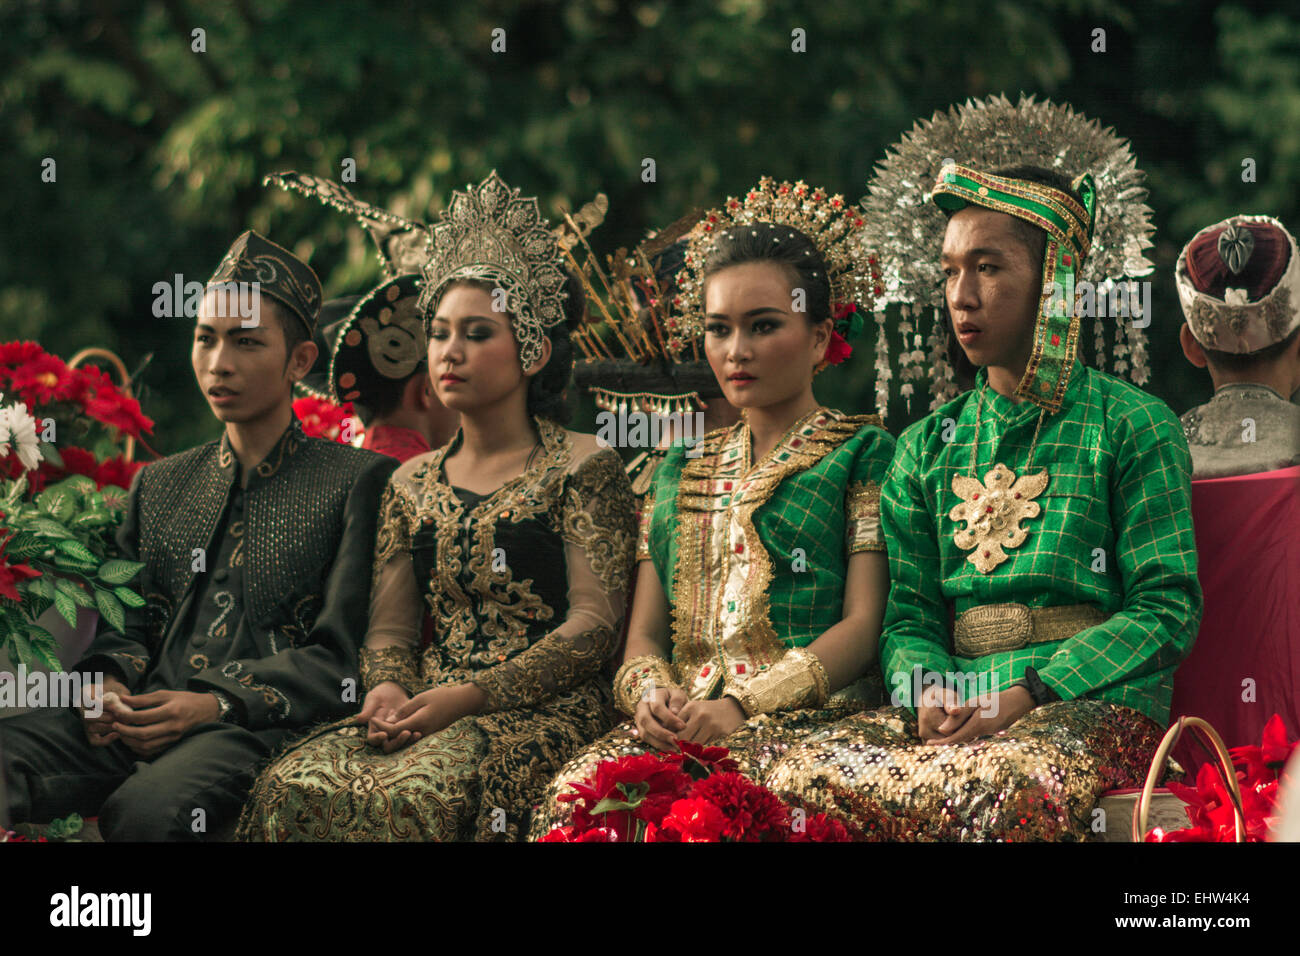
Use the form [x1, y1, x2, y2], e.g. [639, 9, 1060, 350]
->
[529, 178, 896, 838]
[237, 172, 636, 842]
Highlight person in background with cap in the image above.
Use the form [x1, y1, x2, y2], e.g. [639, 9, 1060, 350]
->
[1176, 215, 1300, 478]
[325, 274, 459, 461]
[0, 231, 397, 841]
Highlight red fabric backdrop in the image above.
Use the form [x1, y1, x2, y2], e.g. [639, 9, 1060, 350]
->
[1171, 465, 1300, 774]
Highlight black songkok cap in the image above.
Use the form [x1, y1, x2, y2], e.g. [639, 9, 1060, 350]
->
[206, 230, 323, 334]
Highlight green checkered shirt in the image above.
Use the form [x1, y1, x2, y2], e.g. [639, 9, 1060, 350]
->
[881, 362, 1202, 725]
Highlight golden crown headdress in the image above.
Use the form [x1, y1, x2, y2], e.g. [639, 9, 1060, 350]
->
[670, 177, 882, 352]
[860, 94, 1156, 415]
[416, 171, 570, 370]
[564, 209, 727, 417]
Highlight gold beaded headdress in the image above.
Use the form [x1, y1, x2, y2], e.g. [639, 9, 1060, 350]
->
[262, 170, 431, 279]
[262, 170, 432, 403]
[672, 177, 882, 355]
[567, 209, 726, 418]
[416, 171, 570, 371]
[860, 94, 1156, 416]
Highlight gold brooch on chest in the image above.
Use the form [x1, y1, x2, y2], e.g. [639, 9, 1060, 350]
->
[949, 386, 1050, 573]
[950, 464, 1049, 573]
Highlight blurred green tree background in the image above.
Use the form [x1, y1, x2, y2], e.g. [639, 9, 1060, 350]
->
[1, 0, 1296, 453]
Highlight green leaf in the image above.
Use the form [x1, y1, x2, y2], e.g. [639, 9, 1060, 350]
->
[5, 631, 35, 669]
[27, 517, 76, 540]
[27, 627, 62, 671]
[45, 819, 69, 839]
[52, 552, 97, 574]
[27, 575, 56, 599]
[20, 590, 52, 622]
[53, 588, 78, 626]
[2, 532, 48, 559]
[590, 796, 643, 815]
[94, 588, 125, 633]
[54, 575, 82, 597]
[4, 476, 28, 506]
[54, 539, 97, 563]
[54, 474, 96, 497]
[113, 586, 145, 608]
[97, 559, 144, 585]
[590, 781, 652, 816]
[38, 441, 64, 470]
[36, 488, 74, 523]
[71, 509, 112, 529]
[43, 810, 85, 839]
[64, 582, 96, 608]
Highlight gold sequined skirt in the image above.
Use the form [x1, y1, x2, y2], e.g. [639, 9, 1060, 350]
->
[763, 699, 1167, 841]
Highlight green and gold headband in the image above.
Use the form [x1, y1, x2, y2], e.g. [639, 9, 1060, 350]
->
[931, 163, 1097, 413]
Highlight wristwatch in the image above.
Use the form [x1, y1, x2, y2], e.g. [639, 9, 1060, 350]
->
[1012, 667, 1059, 707]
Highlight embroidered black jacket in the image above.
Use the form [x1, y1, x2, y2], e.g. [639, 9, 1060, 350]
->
[77, 417, 397, 730]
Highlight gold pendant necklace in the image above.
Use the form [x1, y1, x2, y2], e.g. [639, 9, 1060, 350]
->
[949, 384, 1050, 573]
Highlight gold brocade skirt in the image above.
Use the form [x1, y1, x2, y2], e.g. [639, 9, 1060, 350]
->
[237, 684, 614, 842]
[764, 699, 1166, 841]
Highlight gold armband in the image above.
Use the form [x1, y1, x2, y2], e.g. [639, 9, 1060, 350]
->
[733, 647, 830, 718]
[360, 646, 421, 696]
[613, 654, 677, 717]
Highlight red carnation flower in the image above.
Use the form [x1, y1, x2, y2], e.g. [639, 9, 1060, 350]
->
[690, 771, 789, 841]
[659, 798, 728, 842]
[94, 454, 142, 490]
[293, 396, 360, 444]
[0, 341, 45, 370]
[675, 739, 740, 779]
[559, 752, 692, 838]
[1260, 713, 1296, 767]
[7, 353, 73, 406]
[787, 812, 853, 842]
[84, 391, 152, 441]
[57, 446, 100, 479]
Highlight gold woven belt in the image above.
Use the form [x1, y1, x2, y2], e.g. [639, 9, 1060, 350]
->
[952, 602, 1109, 657]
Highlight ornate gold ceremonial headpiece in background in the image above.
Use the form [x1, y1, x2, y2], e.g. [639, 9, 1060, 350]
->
[860, 94, 1156, 415]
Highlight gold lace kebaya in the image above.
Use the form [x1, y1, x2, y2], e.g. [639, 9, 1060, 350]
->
[237, 418, 638, 842]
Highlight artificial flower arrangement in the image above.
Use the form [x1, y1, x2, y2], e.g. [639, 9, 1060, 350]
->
[292, 394, 364, 445]
[1145, 713, 1296, 842]
[0, 341, 152, 494]
[0, 341, 152, 672]
[542, 740, 852, 842]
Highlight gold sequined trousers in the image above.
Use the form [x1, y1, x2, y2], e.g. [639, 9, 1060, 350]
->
[763, 700, 1166, 841]
[527, 699, 870, 841]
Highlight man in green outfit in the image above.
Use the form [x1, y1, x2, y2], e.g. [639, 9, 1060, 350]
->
[768, 163, 1202, 841]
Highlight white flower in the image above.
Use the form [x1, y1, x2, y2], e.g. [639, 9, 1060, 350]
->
[0, 401, 42, 472]
[0, 404, 10, 458]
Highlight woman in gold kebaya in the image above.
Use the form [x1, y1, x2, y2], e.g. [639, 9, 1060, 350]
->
[237, 172, 636, 842]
